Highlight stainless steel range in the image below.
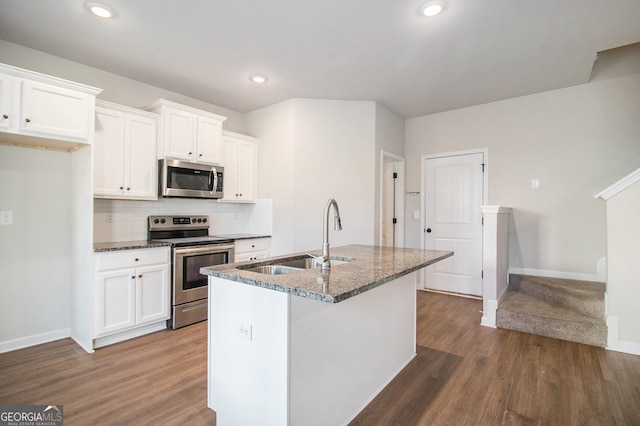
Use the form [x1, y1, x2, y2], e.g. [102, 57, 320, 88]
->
[148, 215, 234, 329]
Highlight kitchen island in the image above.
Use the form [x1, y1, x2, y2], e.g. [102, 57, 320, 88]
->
[200, 244, 452, 426]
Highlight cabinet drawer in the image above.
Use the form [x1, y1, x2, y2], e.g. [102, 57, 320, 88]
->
[96, 247, 170, 271]
[234, 238, 270, 254]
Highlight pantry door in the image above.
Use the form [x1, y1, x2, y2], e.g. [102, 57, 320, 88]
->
[422, 151, 485, 296]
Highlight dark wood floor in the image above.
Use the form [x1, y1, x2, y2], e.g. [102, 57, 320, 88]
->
[1, 291, 639, 425]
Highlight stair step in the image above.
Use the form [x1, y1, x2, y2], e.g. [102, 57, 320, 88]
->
[509, 274, 605, 319]
[497, 291, 607, 347]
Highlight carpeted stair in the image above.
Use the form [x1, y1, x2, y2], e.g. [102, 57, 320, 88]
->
[496, 274, 607, 347]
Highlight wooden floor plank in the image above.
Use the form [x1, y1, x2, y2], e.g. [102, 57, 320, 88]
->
[1, 290, 639, 425]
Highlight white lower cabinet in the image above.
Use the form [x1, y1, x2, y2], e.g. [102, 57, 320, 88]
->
[94, 247, 170, 347]
[234, 237, 271, 262]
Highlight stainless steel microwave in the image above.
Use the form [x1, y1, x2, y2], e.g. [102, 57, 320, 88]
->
[159, 159, 224, 199]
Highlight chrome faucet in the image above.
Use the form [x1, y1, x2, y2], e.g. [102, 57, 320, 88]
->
[320, 198, 343, 271]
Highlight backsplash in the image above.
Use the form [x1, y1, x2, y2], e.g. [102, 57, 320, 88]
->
[94, 198, 272, 243]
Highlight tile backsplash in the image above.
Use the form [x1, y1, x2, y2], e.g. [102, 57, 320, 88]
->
[94, 198, 272, 243]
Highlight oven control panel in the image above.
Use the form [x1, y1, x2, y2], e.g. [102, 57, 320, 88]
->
[148, 215, 209, 231]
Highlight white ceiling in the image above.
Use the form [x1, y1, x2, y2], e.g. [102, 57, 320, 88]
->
[1, 0, 639, 118]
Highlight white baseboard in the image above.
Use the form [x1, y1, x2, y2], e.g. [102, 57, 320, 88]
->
[71, 334, 95, 354]
[606, 316, 640, 356]
[0, 328, 71, 354]
[481, 282, 509, 329]
[509, 267, 605, 283]
[93, 321, 168, 348]
[480, 299, 497, 328]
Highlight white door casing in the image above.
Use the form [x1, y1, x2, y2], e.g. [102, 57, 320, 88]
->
[379, 151, 405, 248]
[421, 150, 486, 296]
[382, 160, 395, 247]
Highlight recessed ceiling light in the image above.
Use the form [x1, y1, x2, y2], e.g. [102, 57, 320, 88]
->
[418, 0, 447, 17]
[249, 74, 268, 84]
[87, 2, 113, 18]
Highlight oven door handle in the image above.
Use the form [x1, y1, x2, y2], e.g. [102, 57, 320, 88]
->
[175, 244, 235, 256]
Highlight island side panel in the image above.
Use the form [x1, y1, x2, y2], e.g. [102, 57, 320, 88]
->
[208, 276, 290, 425]
[289, 272, 417, 426]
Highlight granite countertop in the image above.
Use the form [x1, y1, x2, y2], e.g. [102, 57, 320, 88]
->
[93, 240, 171, 252]
[200, 244, 453, 303]
[212, 234, 271, 240]
[93, 235, 270, 252]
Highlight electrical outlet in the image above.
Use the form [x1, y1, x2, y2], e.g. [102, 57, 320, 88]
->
[0, 211, 13, 225]
[106, 213, 113, 223]
[237, 323, 252, 341]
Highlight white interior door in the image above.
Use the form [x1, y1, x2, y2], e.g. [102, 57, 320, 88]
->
[423, 152, 484, 296]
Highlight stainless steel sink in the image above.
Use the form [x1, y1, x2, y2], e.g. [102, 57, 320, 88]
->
[277, 256, 353, 269]
[277, 257, 319, 269]
[239, 256, 354, 275]
[241, 265, 301, 275]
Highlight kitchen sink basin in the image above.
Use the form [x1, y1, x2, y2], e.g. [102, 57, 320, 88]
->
[277, 257, 319, 269]
[276, 256, 353, 269]
[242, 265, 301, 275]
[239, 256, 355, 275]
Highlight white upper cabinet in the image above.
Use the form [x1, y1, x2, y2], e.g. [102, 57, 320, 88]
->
[0, 63, 101, 150]
[221, 130, 258, 203]
[94, 101, 158, 200]
[146, 99, 226, 165]
[0, 73, 12, 132]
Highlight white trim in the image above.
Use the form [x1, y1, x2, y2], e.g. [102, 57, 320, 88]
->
[480, 299, 498, 328]
[481, 279, 510, 328]
[480, 205, 511, 214]
[0, 63, 102, 95]
[508, 267, 605, 283]
[379, 150, 406, 248]
[93, 321, 168, 348]
[595, 168, 640, 200]
[606, 316, 640, 356]
[71, 334, 95, 354]
[0, 328, 71, 354]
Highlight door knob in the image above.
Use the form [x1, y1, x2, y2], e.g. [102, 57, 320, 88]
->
[426, 228, 432, 233]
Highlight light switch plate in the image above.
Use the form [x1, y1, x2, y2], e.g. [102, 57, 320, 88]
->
[531, 179, 540, 190]
[0, 211, 12, 225]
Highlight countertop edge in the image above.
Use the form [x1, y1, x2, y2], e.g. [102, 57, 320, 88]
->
[201, 246, 454, 303]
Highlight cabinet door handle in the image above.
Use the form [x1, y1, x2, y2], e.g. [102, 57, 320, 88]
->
[131, 275, 136, 279]
[2, 114, 7, 119]
[134, 258, 139, 262]
[25, 118, 31, 123]
[126, 187, 131, 191]
[138, 274, 142, 278]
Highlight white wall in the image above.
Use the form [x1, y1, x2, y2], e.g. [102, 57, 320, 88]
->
[0, 39, 246, 133]
[246, 99, 377, 255]
[94, 198, 272, 243]
[606, 179, 640, 353]
[405, 72, 640, 276]
[0, 145, 72, 347]
[243, 100, 296, 255]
